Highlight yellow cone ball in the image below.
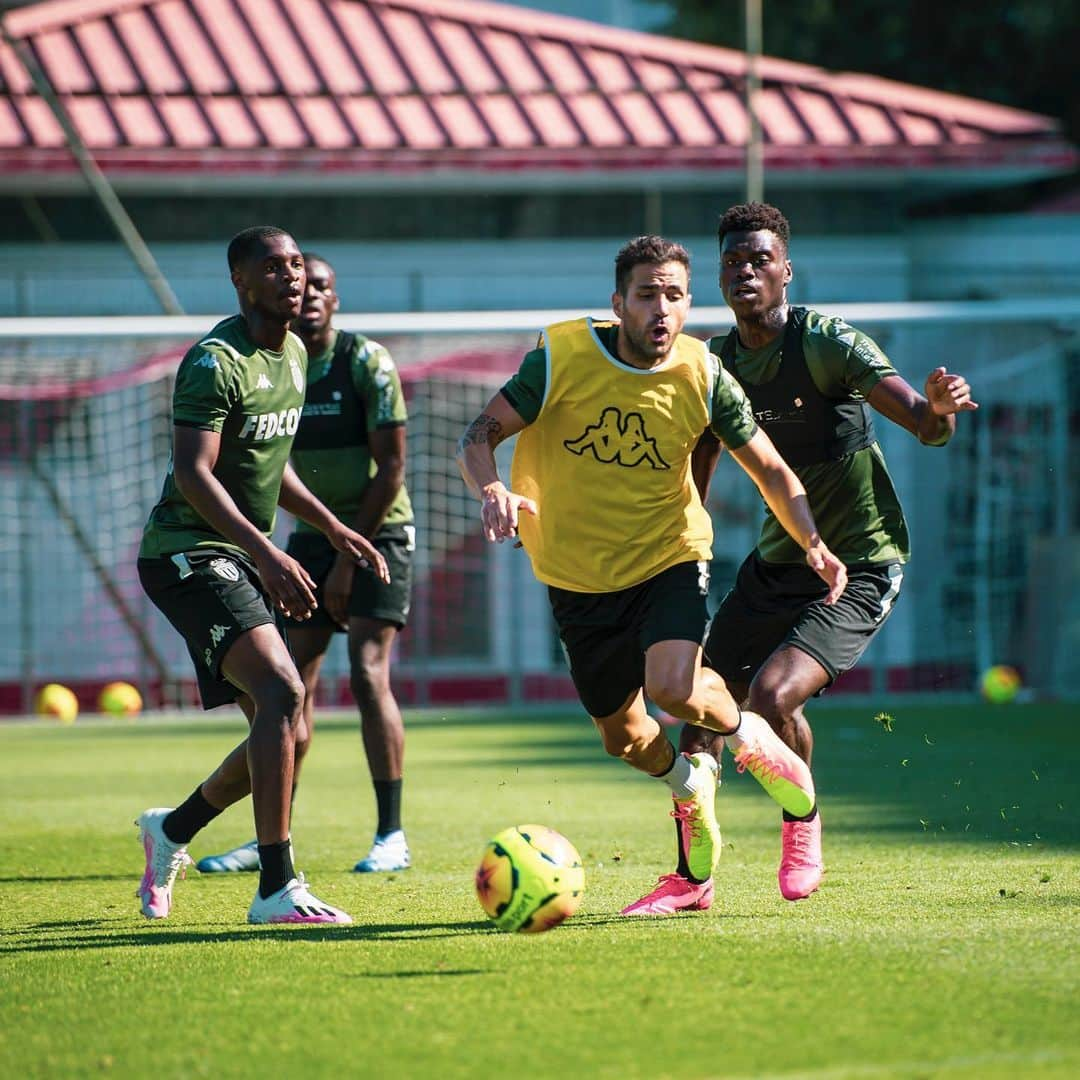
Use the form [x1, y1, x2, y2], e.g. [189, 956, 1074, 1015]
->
[35, 683, 79, 724]
[99, 681, 143, 717]
[980, 665, 1021, 705]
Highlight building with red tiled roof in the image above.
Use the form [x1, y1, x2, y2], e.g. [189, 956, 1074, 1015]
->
[0, 0, 1078, 316]
[0, 0, 1073, 190]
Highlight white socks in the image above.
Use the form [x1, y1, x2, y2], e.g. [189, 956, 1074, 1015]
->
[659, 751, 717, 799]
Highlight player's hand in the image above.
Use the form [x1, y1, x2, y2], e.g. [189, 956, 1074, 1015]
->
[324, 555, 355, 629]
[255, 546, 319, 621]
[805, 541, 847, 605]
[926, 367, 978, 416]
[480, 481, 537, 543]
[327, 523, 390, 584]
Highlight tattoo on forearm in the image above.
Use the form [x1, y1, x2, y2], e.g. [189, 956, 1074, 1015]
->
[459, 414, 504, 452]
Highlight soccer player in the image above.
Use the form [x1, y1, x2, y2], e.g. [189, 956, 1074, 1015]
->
[669, 202, 977, 903]
[457, 235, 848, 917]
[197, 253, 415, 876]
[135, 226, 389, 925]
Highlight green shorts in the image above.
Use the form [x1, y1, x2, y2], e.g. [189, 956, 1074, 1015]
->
[549, 560, 711, 718]
[137, 548, 287, 710]
[704, 552, 905, 688]
[283, 525, 414, 631]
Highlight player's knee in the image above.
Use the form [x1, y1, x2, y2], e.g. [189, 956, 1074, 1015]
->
[593, 716, 643, 761]
[747, 682, 800, 724]
[646, 677, 698, 722]
[349, 656, 388, 708]
[253, 670, 305, 724]
[294, 716, 313, 758]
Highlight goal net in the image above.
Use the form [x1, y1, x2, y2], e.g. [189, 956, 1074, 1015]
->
[0, 302, 1077, 714]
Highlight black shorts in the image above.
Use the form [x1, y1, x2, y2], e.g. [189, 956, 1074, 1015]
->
[138, 549, 288, 710]
[283, 525, 414, 631]
[704, 552, 905, 689]
[549, 560, 711, 719]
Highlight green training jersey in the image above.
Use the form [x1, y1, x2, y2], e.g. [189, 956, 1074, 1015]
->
[501, 323, 758, 450]
[139, 315, 308, 559]
[709, 308, 910, 566]
[290, 330, 413, 535]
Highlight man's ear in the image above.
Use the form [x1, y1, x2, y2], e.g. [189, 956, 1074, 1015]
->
[611, 290, 623, 319]
[784, 259, 793, 285]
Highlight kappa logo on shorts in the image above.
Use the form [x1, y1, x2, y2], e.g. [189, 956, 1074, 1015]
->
[209, 624, 230, 646]
[209, 558, 241, 582]
[563, 407, 670, 470]
[697, 560, 710, 597]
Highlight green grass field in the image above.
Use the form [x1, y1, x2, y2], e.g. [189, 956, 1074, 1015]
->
[1, 702, 1078, 1079]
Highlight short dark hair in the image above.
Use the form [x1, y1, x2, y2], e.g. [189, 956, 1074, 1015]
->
[227, 225, 292, 271]
[301, 251, 332, 270]
[717, 203, 791, 253]
[614, 235, 691, 295]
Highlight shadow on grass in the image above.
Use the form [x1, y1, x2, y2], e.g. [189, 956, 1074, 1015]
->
[0, 917, 502, 955]
[0, 906, 767, 954]
[0, 874, 136, 884]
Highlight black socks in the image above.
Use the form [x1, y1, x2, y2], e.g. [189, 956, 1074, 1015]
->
[163, 786, 223, 845]
[258, 840, 295, 899]
[374, 778, 403, 836]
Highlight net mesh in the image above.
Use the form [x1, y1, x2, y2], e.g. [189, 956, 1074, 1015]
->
[1, 312, 1077, 713]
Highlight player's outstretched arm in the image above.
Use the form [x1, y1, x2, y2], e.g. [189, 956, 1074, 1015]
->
[172, 426, 319, 619]
[867, 369, 978, 446]
[456, 391, 536, 543]
[278, 462, 390, 583]
[728, 429, 847, 604]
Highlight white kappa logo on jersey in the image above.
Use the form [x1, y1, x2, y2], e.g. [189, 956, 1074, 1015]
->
[209, 558, 241, 581]
[256, 373, 274, 390]
[209, 624, 230, 646]
[193, 353, 219, 369]
[289, 357, 304, 393]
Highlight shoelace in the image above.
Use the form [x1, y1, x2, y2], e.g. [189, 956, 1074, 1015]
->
[784, 821, 814, 861]
[734, 743, 781, 785]
[650, 873, 688, 892]
[670, 801, 703, 840]
[153, 845, 192, 887]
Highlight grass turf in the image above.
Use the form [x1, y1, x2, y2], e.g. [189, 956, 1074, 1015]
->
[1, 702, 1078, 1079]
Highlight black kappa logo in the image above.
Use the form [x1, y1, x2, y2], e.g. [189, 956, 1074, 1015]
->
[563, 407, 670, 470]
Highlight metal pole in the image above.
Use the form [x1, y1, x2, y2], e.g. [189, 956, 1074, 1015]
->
[2, 20, 185, 316]
[744, 0, 764, 203]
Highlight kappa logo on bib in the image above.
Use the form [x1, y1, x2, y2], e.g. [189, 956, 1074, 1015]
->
[563, 406, 670, 470]
[209, 558, 241, 582]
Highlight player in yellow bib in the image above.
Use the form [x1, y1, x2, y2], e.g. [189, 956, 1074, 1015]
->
[457, 235, 848, 916]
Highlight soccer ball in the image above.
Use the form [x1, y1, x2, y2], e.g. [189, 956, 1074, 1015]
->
[35, 683, 78, 724]
[99, 681, 143, 716]
[980, 665, 1021, 705]
[475, 824, 585, 933]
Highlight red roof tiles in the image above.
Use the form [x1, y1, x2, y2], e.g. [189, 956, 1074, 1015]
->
[0, 0, 1073, 181]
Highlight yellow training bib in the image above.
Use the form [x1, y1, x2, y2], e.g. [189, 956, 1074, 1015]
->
[511, 317, 715, 592]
